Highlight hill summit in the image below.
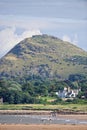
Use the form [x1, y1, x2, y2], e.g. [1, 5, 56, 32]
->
[0, 34, 87, 82]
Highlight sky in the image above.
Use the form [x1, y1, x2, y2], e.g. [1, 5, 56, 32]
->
[0, 0, 87, 58]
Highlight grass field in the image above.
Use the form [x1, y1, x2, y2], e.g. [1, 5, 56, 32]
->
[0, 104, 87, 112]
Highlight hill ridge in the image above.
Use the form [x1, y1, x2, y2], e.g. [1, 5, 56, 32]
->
[0, 34, 87, 82]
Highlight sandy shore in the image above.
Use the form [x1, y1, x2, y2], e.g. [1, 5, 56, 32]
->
[58, 114, 87, 120]
[0, 124, 87, 130]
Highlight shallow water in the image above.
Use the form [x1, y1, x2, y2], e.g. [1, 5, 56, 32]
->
[0, 115, 87, 125]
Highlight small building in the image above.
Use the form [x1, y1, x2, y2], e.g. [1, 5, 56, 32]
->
[57, 90, 67, 98]
[56, 87, 80, 99]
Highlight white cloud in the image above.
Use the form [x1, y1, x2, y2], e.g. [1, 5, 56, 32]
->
[62, 35, 71, 43]
[72, 33, 78, 45]
[0, 27, 41, 58]
[62, 34, 78, 46]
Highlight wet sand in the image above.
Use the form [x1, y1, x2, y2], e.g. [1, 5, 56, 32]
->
[0, 114, 87, 129]
[0, 114, 87, 125]
[0, 124, 87, 130]
[58, 114, 87, 120]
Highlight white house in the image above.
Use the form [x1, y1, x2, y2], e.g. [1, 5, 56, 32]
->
[57, 90, 67, 98]
[56, 87, 80, 98]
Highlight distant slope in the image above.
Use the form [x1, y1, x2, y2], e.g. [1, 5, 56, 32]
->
[0, 34, 87, 81]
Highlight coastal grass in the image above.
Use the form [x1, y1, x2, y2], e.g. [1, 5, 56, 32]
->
[0, 104, 87, 112]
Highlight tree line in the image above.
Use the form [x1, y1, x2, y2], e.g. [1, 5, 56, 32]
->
[0, 74, 87, 104]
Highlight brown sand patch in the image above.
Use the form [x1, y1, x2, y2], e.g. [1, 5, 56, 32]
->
[5, 56, 18, 61]
[0, 124, 87, 130]
[58, 114, 87, 120]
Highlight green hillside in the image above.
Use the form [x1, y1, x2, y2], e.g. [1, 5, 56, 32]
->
[0, 34, 87, 82]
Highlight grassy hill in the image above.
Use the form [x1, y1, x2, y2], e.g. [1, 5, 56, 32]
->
[0, 34, 87, 82]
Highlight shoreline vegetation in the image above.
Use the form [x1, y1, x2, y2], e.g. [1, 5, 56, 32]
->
[0, 104, 87, 115]
[0, 110, 87, 115]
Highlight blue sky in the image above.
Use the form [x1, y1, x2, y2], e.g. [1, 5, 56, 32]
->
[0, 0, 87, 58]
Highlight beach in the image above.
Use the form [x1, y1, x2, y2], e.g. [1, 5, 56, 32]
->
[0, 124, 87, 130]
[0, 114, 87, 130]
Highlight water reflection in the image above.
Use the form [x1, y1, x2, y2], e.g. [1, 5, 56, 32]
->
[0, 115, 87, 125]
